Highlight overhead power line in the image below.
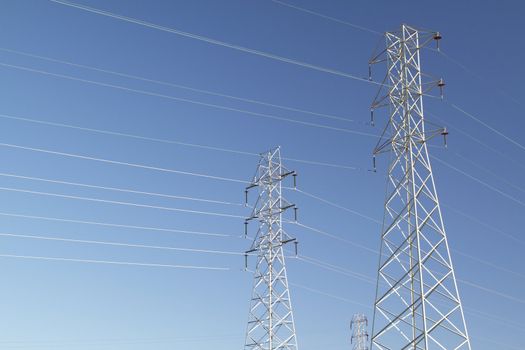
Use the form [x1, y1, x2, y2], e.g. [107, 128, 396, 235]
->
[454, 152, 525, 195]
[271, 0, 381, 35]
[0, 253, 230, 271]
[432, 155, 525, 208]
[441, 204, 524, 246]
[0, 186, 245, 219]
[289, 281, 371, 308]
[292, 188, 382, 224]
[0, 232, 246, 256]
[49, 0, 383, 85]
[0, 142, 248, 184]
[0, 47, 361, 125]
[0, 211, 233, 238]
[0, 112, 360, 171]
[0, 62, 377, 137]
[47, 1, 523, 155]
[450, 103, 525, 152]
[429, 112, 525, 173]
[0, 172, 243, 207]
[438, 49, 523, 108]
[266, 1, 525, 158]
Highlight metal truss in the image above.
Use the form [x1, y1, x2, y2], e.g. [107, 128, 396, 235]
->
[369, 25, 471, 350]
[351, 314, 369, 350]
[243, 147, 298, 350]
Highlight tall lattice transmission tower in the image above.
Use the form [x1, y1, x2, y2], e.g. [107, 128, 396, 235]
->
[351, 314, 369, 350]
[243, 147, 299, 350]
[368, 24, 471, 350]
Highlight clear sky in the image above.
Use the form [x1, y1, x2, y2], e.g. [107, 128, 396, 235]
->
[0, 0, 524, 349]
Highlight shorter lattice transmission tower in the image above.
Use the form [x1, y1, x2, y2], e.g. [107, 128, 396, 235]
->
[243, 147, 299, 350]
[351, 314, 369, 350]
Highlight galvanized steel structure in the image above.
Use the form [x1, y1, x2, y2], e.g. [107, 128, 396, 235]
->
[243, 147, 298, 350]
[369, 24, 471, 350]
[351, 314, 369, 350]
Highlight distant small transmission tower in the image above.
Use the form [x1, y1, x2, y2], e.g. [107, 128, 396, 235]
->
[368, 24, 471, 350]
[243, 146, 299, 350]
[351, 314, 369, 350]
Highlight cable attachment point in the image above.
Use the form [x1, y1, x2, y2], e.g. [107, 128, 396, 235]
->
[433, 32, 442, 50]
[441, 128, 449, 148]
[438, 78, 445, 99]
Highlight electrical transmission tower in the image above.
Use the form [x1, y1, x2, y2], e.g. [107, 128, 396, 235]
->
[351, 314, 369, 350]
[368, 24, 471, 350]
[243, 147, 299, 350]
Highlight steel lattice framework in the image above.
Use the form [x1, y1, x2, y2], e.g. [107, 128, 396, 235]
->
[243, 147, 298, 350]
[351, 314, 369, 350]
[368, 25, 471, 350]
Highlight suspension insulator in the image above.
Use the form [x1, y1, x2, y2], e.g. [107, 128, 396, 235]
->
[441, 128, 449, 147]
[438, 78, 445, 99]
[433, 32, 442, 50]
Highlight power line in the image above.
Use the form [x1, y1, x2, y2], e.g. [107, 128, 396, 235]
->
[432, 154, 525, 207]
[0, 232, 246, 256]
[0, 186, 245, 219]
[49, 0, 383, 86]
[453, 151, 525, 195]
[0, 253, 230, 270]
[441, 204, 524, 245]
[298, 216, 525, 281]
[270, 0, 525, 147]
[0, 211, 233, 238]
[286, 189, 525, 278]
[457, 279, 525, 305]
[0, 47, 362, 125]
[267, 1, 525, 160]
[271, 0, 381, 35]
[292, 188, 382, 224]
[298, 243, 525, 306]
[0, 172, 244, 207]
[0, 61, 378, 137]
[0, 334, 244, 347]
[50, 0, 522, 160]
[452, 249, 525, 279]
[0, 112, 360, 171]
[3, 227, 522, 337]
[292, 222, 377, 254]
[438, 49, 523, 108]
[0, 142, 248, 184]
[297, 255, 375, 284]
[289, 281, 372, 308]
[429, 112, 525, 173]
[450, 103, 525, 152]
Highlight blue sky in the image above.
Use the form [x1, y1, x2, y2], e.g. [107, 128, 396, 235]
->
[0, 0, 524, 349]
